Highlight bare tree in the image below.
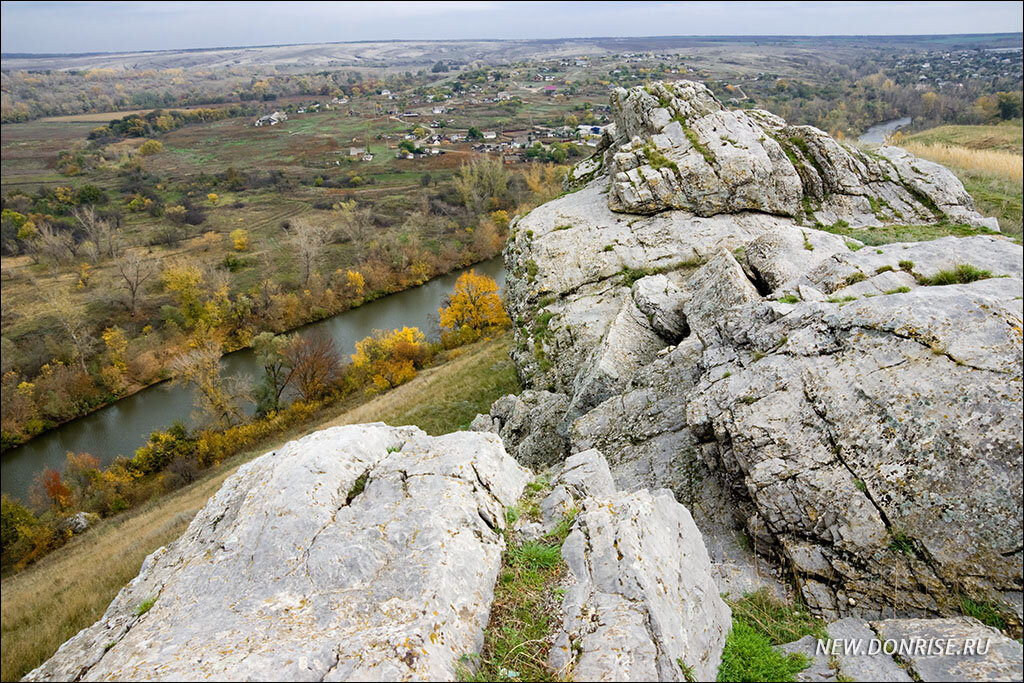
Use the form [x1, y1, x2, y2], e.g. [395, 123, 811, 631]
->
[30, 219, 77, 269]
[73, 205, 118, 261]
[290, 218, 333, 286]
[115, 250, 156, 316]
[285, 333, 342, 401]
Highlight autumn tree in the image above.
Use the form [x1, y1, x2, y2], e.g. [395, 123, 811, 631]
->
[439, 270, 510, 346]
[100, 326, 129, 392]
[138, 139, 163, 156]
[454, 158, 513, 214]
[169, 340, 248, 428]
[285, 333, 342, 401]
[351, 327, 429, 393]
[252, 331, 297, 414]
[230, 228, 249, 252]
[115, 250, 156, 316]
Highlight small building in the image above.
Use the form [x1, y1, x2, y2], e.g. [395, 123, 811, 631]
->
[482, 131, 497, 140]
[349, 146, 366, 157]
[361, 153, 374, 162]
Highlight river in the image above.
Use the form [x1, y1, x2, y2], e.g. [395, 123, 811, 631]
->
[1, 258, 506, 502]
[858, 117, 912, 144]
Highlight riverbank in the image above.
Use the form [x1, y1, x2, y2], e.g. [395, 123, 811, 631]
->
[1, 251, 505, 456]
[0, 333, 520, 681]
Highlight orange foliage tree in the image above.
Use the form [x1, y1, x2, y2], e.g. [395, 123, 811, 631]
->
[438, 270, 510, 347]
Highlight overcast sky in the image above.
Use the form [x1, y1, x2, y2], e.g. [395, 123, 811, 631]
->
[1, 1, 1022, 55]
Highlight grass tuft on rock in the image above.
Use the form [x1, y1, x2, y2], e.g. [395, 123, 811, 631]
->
[458, 473, 570, 683]
[717, 589, 826, 683]
[921, 263, 994, 286]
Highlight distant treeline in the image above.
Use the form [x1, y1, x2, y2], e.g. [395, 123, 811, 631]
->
[87, 106, 263, 141]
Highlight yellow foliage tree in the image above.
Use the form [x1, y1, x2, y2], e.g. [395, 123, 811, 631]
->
[230, 228, 249, 251]
[439, 270, 510, 347]
[351, 327, 428, 393]
[101, 326, 129, 391]
[138, 139, 163, 156]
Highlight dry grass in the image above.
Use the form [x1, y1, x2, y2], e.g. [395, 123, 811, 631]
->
[0, 470, 232, 681]
[900, 141, 1023, 182]
[0, 334, 518, 680]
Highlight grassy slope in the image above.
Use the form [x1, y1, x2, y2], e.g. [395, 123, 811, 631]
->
[899, 120, 1023, 239]
[0, 334, 520, 681]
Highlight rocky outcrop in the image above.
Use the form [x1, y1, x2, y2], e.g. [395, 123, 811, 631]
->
[25, 424, 531, 682]
[539, 450, 732, 682]
[469, 390, 570, 468]
[590, 81, 998, 231]
[497, 81, 1022, 627]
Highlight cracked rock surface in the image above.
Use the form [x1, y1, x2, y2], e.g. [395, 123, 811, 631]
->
[24, 424, 530, 682]
[542, 450, 732, 682]
[495, 81, 1023, 625]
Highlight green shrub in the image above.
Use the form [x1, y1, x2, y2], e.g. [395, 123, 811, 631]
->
[717, 621, 810, 682]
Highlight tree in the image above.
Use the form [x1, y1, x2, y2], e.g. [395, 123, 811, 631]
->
[230, 228, 249, 251]
[453, 158, 512, 214]
[115, 250, 156, 317]
[290, 218, 332, 286]
[169, 340, 248, 428]
[285, 333, 342, 401]
[468, 126, 483, 140]
[73, 205, 118, 261]
[138, 139, 163, 156]
[439, 270, 510, 346]
[351, 327, 428, 393]
[162, 262, 205, 326]
[252, 331, 297, 414]
[44, 286, 93, 373]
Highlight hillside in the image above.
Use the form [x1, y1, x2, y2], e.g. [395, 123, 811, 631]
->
[0, 335, 519, 681]
[896, 121, 1023, 238]
[17, 82, 1023, 682]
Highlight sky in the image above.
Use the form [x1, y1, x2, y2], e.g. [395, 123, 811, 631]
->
[1, 1, 1022, 55]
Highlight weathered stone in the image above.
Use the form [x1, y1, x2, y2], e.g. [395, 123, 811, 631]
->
[25, 424, 531, 682]
[871, 617, 1024, 682]
[778, 635, 837, 682]
[549, 479, 732, 682]
[470, 390, 570, 468]
[58, 511, 99, 535]
[826, 618, 913, 682]
[500, 78, 1021, 627]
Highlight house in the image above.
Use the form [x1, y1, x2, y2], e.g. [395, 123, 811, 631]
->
[380, 89, 392, 97]
[361, 153, 374, 162]
[349, 147, 366, 156]
[482, 131, 497, 140]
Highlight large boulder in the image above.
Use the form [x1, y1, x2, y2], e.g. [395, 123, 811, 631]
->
[25, 424, 531, 682]
[495, 81, 1022, 626]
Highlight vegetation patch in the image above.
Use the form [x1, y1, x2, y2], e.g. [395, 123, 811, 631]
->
[919, 263, 994, 286]
[717, 589, 826, 683]
[459, 473, 575, 683]
[818, 220, 1002, 246]
[777, 294, 800, 304]
[960, 597, 1007, 633]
